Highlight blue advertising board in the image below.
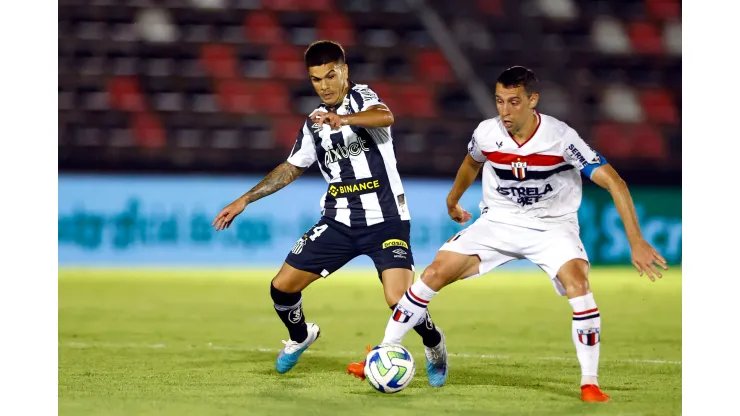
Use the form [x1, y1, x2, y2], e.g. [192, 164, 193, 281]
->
[58, 175, 681, 269]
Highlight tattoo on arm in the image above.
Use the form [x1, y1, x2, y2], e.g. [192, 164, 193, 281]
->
[243, 162, 305, 203]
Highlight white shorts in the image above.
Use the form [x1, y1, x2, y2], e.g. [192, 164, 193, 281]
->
[439, 218, 589, 296]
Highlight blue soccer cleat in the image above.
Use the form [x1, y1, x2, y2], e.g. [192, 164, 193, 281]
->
[275, 322, 321, 374]
[424, 327, 448, 387]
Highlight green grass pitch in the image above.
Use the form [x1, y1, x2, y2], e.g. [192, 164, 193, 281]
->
[59, 267, 681, 415]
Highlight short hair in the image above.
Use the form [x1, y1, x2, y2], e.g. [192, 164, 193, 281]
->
[496, 66, 538, 96]
[304, 40, 346, 68]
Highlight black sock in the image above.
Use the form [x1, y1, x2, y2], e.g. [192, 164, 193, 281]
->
[391, 303, 441, 348]
[270, 282, 307, 343]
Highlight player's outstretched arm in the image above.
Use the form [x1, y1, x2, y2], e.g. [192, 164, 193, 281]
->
[212, 161, 306, 231]
[446, 154, 484, 224]
[589, 164, 668, 280]
[341, 104, 394, 128]
[312, 104, 394, 130]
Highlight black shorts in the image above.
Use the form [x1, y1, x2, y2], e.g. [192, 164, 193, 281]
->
[285, 216, 414, 279]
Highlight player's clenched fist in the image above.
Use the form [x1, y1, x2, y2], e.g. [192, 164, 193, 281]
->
[447, 203, 472, 225]
[630, 238, 668, 281]
[311, 110, 344, 131]
[212, 198, 247, 231]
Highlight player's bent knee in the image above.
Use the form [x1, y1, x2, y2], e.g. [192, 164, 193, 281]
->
[556, 259, 591, 298]
[561, 279, 589, 298]
[420, 266, 442, 290]
[420, 263, 455, 291]
[271, 263, 321, 293]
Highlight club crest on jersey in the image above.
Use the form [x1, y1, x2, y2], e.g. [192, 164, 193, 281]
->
[291, 235, 307, 255]
[577, 328, 600, 346]
[511, 158, 527, 180]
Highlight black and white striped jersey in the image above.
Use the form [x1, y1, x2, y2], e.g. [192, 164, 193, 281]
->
[286, 82, 410, 227]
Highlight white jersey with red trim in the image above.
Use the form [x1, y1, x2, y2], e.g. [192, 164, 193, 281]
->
[467, 112, 608, 231]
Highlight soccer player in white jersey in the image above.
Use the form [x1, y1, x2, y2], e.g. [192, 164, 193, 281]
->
[211, 41, 448, 386]
[355, 66, 668, 401]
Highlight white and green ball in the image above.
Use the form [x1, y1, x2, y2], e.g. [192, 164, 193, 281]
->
[363, 344, 415, 393]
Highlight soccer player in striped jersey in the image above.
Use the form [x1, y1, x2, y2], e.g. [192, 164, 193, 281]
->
[212, 40, 448, 386]
[355, 66, 668, 401]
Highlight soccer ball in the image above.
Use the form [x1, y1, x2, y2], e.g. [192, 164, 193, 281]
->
[364, 344, 415, 393]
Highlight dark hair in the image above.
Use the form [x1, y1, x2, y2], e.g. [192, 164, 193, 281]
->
[496, 66, 538, 96]
[304, 40, 346, 68]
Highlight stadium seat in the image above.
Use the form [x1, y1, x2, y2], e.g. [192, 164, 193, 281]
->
[640, 89, 678, 125]
[663, 20, 681, 56]
[257, 81, 292, 116]
[366, 82, 398, 113]
[415, 49, 454, 84]
[397, 84, 438, 118]
[592, 122, 632, 160]
[535, 0, 578, 21]
[317, 12, 356, 47]
[132, 111, 167, 149]
[268, 44, 305, 79]
[215, 79, 258, 114]
[628, 21, 664, 55]
[108, 76, 146, 112]
[592, 16, 632, 54]
[243, 10, 285, 45]
[645, 0, 680, 21]
[629, 123, 667, 161]
[200, 44, 239, 79]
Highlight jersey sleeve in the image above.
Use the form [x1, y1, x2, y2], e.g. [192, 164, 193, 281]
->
[286, 121, 317, 168]
[350, 84, 386, 112]
[467, 134, 487, 163]
[562, 128, 608, 179]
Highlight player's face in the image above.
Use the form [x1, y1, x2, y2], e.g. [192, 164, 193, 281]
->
[308, 62, 349, 107]
[495, 83, 539, 133]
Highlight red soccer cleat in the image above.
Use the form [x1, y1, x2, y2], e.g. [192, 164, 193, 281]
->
[581, 384, 611, 402]
[346, 345, 372, 381]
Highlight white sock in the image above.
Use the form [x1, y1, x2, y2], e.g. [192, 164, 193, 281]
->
[382, 279, 438, 345]
[569, 292, 601, 386]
